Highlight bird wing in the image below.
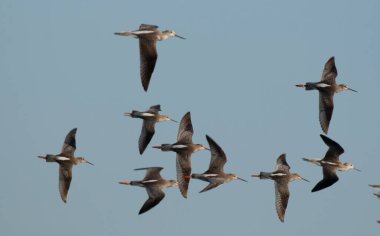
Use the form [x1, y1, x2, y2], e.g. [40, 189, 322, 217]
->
[320, 57, 338, 84]
[146, 104, 161, 114]
[58, 163, 73, 203]
[138, 120, 156, 155]
[139, 187, 165, 214]
[134, 167, 164, 181]
[274, 179, 289, 223]
[61, 128, 77, 157]
[205, 135, 226, 174]
[320, 134, 344, 162]
[139, 38, 157, 91]
[177, 112, 193, 144]
[319, 91, 334, 134]
[275, 154, 290, 172]
[311, 165, 339, 192]
[199, 182, 222, 193]
[139, 24, 159, 30]
[176, 153, 192, 198]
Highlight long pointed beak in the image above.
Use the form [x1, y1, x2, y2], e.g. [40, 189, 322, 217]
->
[354, 167, 361, 172]
[301, 177, 310, 182]
[348, 88, 358, 92]
[175, 34, 186, 40]
[119, 182, 130, 185]
[237, 177, 248, 182]
[170, 118, 178, 123]
[86, 160, 95, 166]
[295, 84, 305, 88]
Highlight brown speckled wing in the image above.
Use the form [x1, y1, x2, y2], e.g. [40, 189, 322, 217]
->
[58, 163, 73, 203]
[321, 57, 338, 84]
[319, 91, 334, 134]
[177, 112, 193, 144]
[176, 153, 191, 198]
[274, 179, 289, 223]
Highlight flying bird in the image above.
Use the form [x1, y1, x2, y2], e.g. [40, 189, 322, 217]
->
[124, 104, 177, 155]
[189, 135, 247, 193]
[115, 24, 185, 91]
[295, 57, 357, 134]
[152, 112, 208, 198]
[303, 134, 360, 192]
[119, 167, 178, 215]
[252, 154, 308, 223]
[37, 128, 94, 203]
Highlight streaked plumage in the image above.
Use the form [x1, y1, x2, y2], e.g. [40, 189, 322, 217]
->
[37, 128, 94, 203]
[190, 135, 247, 193]
[114, 24, 185, 91]
[295, 57, 357, 134]
[119, 167, 178, 214]
[152, 112, 208, 198]
[303, 134, 359, 192]
[124, 105, 177, 155]
[252, 154, 308, 223]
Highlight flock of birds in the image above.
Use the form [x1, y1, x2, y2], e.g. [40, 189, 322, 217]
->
[36, 24, 379, 223]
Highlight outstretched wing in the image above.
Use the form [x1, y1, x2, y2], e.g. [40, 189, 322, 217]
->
[199, 182, 222, 193]
[134, 167, 164, 181]
[61, 128, 77, 157]
[177, 112, 193, 144]
[311, 165, 339, 192]
[205, 135, 226, 174]
[139, 24, 159, 30]
[274, 179, 289, 223]
[176, 153, 191, 198]
[319, 91, 334, 134]
[275, 154, 290, 172]
[139, 187, 165, 214]
[320, 134, 344, 162]
[139, 38, 157, 91]
[320, 57, 338, 84]
[138, 121, 156, 154]
[58, 163, 73, 203]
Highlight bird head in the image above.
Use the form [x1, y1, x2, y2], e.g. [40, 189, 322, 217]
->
[338, 84, 357, 93]
[343, 162, 360, 171]
[291, 173, 309, 182]
[195, 144, 209, 152]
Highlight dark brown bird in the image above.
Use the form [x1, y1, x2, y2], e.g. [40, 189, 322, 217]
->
[37, 128, 93, 203]
[303, 134, 360, 192]
[189, 135, 247, 193]
[124, 104, 177, 155]
[252, 154, 308, 223]
[119, 167, 178, 214]
[114, 24, 185, 91]
[295, 57, 357, 134]
[152, 112, 208, 198]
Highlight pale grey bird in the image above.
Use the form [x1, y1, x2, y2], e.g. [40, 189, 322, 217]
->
[37, 128, 93, 203]
[152, 112, 208, 198]
[115, 24, 185, 91]
[252, 154, 308, 223]
[189, 135, 247, 193]
[295, 57, 357, 134]
[119, 167, 178, 214]
[303, 134, 360, 192]
[124, 104, 177, 155]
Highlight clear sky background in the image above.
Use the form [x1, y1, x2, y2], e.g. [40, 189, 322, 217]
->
[1, 0, 380, 235]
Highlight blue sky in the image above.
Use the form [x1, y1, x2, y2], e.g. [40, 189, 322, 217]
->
[1, 0, 379, 235]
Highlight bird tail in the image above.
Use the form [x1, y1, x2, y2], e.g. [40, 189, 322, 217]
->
[123, 110, 139, 118]
[251, 172, 272, 179]
[114, 31, 134, 37]
[302, 158, 320, 165]
[305, 82, 317, 90]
